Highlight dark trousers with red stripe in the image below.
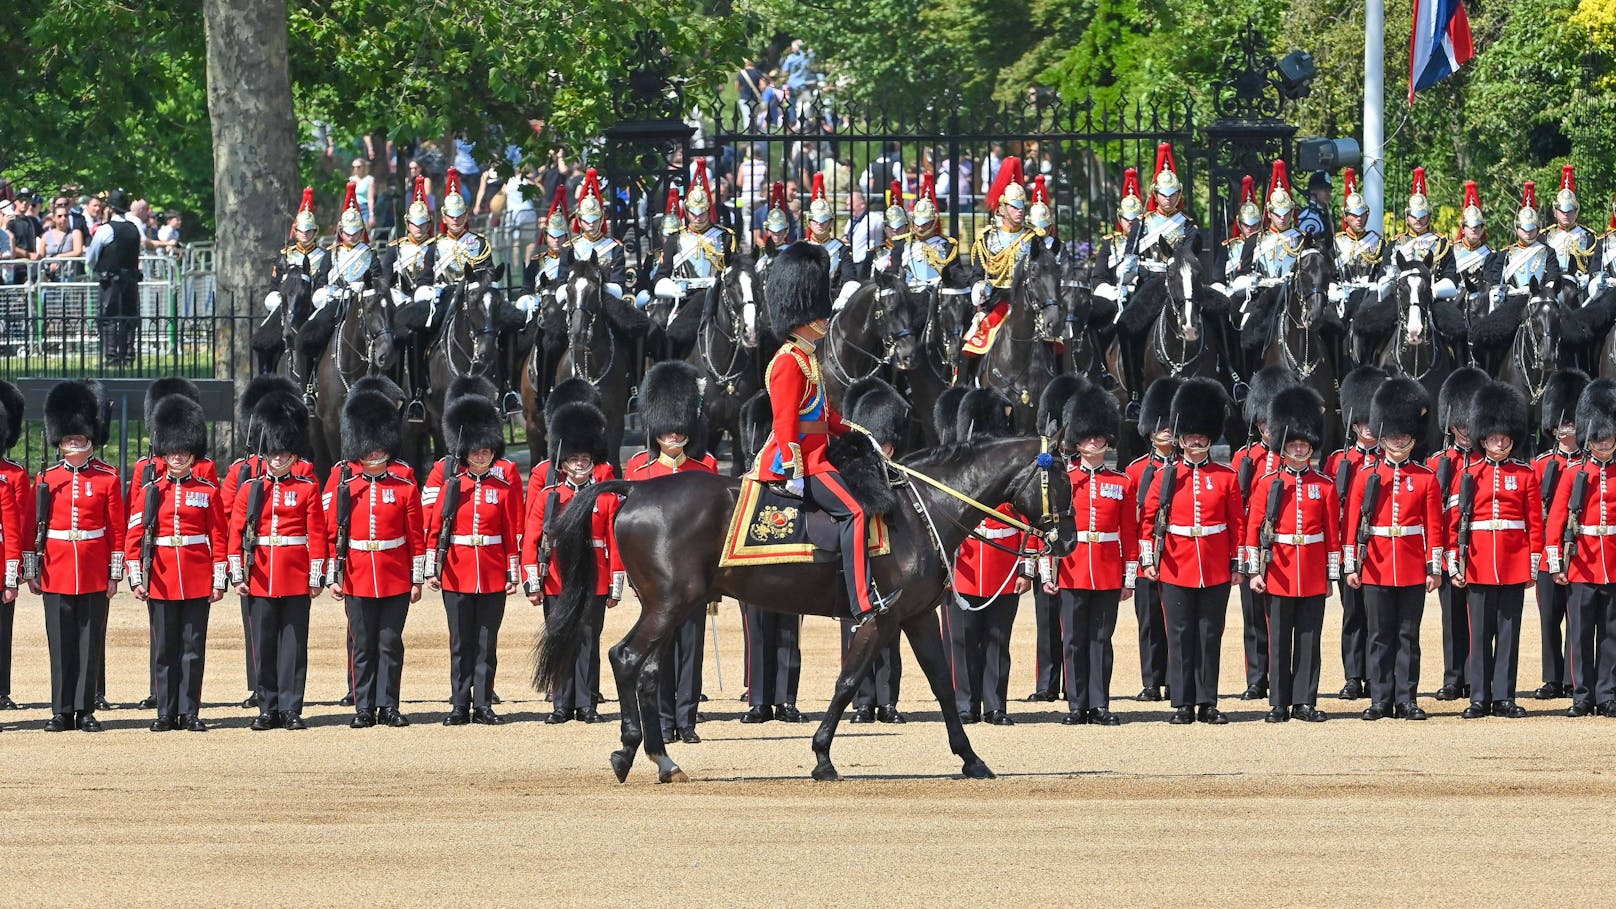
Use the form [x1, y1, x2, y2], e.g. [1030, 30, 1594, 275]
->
[1266, 594, 1325, 709]
[1030, 587, 1064, 698]
[443, 590, 504, 710]
[1338, 578, 1369, 683]
[347, 594, 409, 712]
[840, 620, 902, 709]
[1135, 578, 1168, 689]
[1438, 579, 1470, 690]
[1465, 583, 1524, 704]
[249, 594, 310, 715]
[743, 605, 801, 708]
[1364, 584, 1425, 707]
[1058, 587, 1120, 712]
[1160, 582, 1229, 708]
[1536, 570, 1570, 687]
[657, 607, 704, 731]
[0, 600, 13, 698]
[151, 598, 210, 718]
[1565, 582, 1616, 707]
[240, 595, 259, 694]
[43, 592, 105, 715]
[1237, 582, 1269, 689]
[944, 593, 1018, 716]
[805, 472, 874, 615]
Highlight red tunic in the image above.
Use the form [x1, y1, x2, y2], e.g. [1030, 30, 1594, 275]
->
[954, 503, 1029, 597]
[226, 472, 328, 597]
[35, 460, 126, 595]
[1342, 458, 1446, 587]
[1231, 441, 1278, 497]
[0, 456, 37, 577]
[1447, 458, 1544, 586]
[423, 457, 525, 565]
[124, 473, 228, 601]
[1243, 467, 1341, 598]
[1138, 458, 1244, 588]
[1052, 464, 1138, 591]
[521, 480, 622, 596]
[125, 455, 218, 553]
[623, 450, 719, 479]
[1545, 457, 1616, 584]
[524, 459, 615, 520]
[424, 468, 520, 594]
[220, 455, 316, 514]
[750, 336, 849, 482]
[1426, 446, 1483, 508]
[322, 467, 426, 598]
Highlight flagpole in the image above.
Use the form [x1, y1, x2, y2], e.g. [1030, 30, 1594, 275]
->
[1363, 0, 1387, 234]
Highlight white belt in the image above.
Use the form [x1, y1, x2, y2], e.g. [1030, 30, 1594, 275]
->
[255, 535, 309, 546]
[1274, 533, 1325, 545]
[1075, 531, 1120, 543]
[155, 535, 209, 547]
[1168, 524, 1226, 538]
[1579, 525, 1616, 537]
[1472, 520, 1526, 532]
[590, 540, 608, 549]
[938, 286, 971, 296]
[450, 534, 504, 546]
[46, 528, 105, 541]
[1140, 260, 1169, 273]
[978, 527, 1019, 540]
[1368, 525, 1424, 538]
[352, 537, 405, 551]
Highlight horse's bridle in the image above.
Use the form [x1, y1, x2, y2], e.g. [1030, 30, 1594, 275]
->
[1390, 265, 1440, 380]
[567, 277, 617, 387]
[1513, 298, 1558, 403]
[329, 288, 394, 391]
[437, 274, 499, 380]
[697, 270, 750, 393]
[822, 285, 914, 386]
[1277, 249, 1328, 380]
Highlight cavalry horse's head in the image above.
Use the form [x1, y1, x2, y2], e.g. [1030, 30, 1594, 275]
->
[1014, 237, 1065, 344]
[717, 254, 763, 349]
[1394, 249, 1435, 349]
[1523, 277, 1563, 370]
[1290, 235, 1332, 329]
[869, 273, 923, 372]
[345, 276, 397, 375]
[456, 263, 506, 375]
[1165, 233, 1209, 344]
[1058, 242, 1094, 344]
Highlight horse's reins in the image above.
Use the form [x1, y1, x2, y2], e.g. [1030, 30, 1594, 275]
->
[822, 290, 910, 387]
[1513, 300, 1558, 403]
[697, 275, 750, 392]
[328, 288, 390, 391]
[568, 280, 617, 387]
[1392, 266, 1440, 380]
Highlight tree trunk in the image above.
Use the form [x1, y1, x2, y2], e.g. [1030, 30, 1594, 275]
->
[203, 0, 297, 453]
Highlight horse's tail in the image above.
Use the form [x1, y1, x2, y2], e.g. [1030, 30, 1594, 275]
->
[533, 480, 634, 692]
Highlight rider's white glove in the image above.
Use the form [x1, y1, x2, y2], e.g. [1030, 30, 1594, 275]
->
[1432, 277, 1459, 300]
[654, 277, 682, 301]
[1230, 274, 1256, 296]
[971, 282, 989, 308]
[833, 281, 859, 311]
[1116, 254, 1139, 283]
[553, 285, 568, 304]
[263, 291, 282, 313]
[1489, 286, 1506, 308]
[604, 282, 624, 300]
[413, 285, 436, 304]
[1591, 273, 1610, 298]
[1376, 274, 1395, 301]
[1327, 283, 1346, 305]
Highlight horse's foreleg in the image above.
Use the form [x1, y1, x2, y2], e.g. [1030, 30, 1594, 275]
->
[810, 614, 891, 781]
[902, 608, 994, 779]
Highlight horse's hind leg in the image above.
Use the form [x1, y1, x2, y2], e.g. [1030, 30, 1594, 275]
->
[635, 646, 688, 784]
[902, 609, 994, 779]
[605, 598, 692, 783]
[810, 613, 895, 782]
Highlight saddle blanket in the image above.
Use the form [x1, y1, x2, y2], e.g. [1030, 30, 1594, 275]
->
[961, 301, 1009, 357]
[720, 478, 891, 568]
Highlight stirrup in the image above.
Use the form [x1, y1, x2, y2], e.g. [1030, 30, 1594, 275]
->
[405, 398, 428, 424]
[1123, 399, 1141, 421]
[302, 392, 317, 416]
[500, 391, 522, 418]
[853, 583, 901, 625]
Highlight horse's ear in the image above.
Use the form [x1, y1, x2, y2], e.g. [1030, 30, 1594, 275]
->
[1393, 250, 1408, 271]
[1028, 236, 1044, 261]
[1530, 275, 1542, 295]
[493, 263, 506, 283]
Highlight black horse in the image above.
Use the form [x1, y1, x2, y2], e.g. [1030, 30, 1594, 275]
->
[308, 279, 398, 475]
[534, 435, 1077, 783]
[1260, 241, 1343, 454]
[423, 264, 515, 459]
[974, 237, 1066, 432]
[1374, 254, 1461, 408]
[1501, 278, 1581, 444]
[253, 264, 315, 377]
[818, 272, 923, 404]
[690, 256, 765, 475]
[555, 258, 648, 468]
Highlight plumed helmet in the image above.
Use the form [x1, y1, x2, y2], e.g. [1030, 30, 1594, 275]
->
[252, 389, 312, 459]
[544, 184, 571, 239]
[1338, 365, 1389, 432]
[955, 388, 1016, 441]
[912, 174, 940, 228]
[1138, 377, 1183, 439]
[0, 379, 23, 451]
[1467, 381, 1530, 451]
[1342, 167, 1369, 219]
[442, 167, 468, 219]
[149, 395, 208, 459]
[843, 377, 910, 450]
[807, 173, 834, 225]
[883, 180, 909, 232]
[933, 385, 968, 447]
[1541, 369, 1590, 435]
[1266, 159, 1294, 216]
[1118, 168, 1145, 224]
[443, 392, 505, 460]
[1576, 378, 1616, 448]
[44, 380, 100, 448]
[1461, 180, 1485, 230]
[338, 181, 366, 241]
[1556, 164, 1579, 213]
[990, 157, 1027, 209]
[685, 160, 714, 217]
[765, 182, 790, 235]
[1517, 181, 1539, 232]
[1062, 382, 1121, 447]
[1237, 174, 1262, 228]
[1028, 175, 1053, 230]
[1037, 374, 1091, 438]
[1438, 367, 1490, 433]
[1244, 365, 1299, 427]
[548, 401, 609, 465]
[576, 168, 607, 227]
[1169, 377, 1229, 441]
[544, 377, 602, 424]
[1369, 377, 1432, 440]
[341, 386, 403, 461]
[640, 361, 708, 461]
[1150, 143, 1181, 205]
[145, 376, 201, 426]
[766, 241, 832, 331]
[1268, 385, 1326, 451]
[1407, 166, 1431, 219]
[292, 187, 318, 235]
[407, 176, 432, 227]
[663, 187, 683, 236]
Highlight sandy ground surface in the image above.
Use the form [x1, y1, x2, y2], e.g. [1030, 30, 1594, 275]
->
[3, 585, 1616, 908]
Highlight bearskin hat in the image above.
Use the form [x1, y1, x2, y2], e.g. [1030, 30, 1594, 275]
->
[1062, 383, 1121, 447]
[640, 361, 708, 460]
[239, 374, 299, 425]
[1576, 378, 1616, 447]
[1138, 377, 1183, 438]
[1369, 377, 1431, 441]
[545, 377, 602, 423]
[44, 380, 100, 448]
[1244, 365, 1298, 427]
[549, 402, 609, 465]
[0, 379, 23, 451]
[1542, 369, 1591, 434]
[88, 380, 111, 448]
[1268, 385, 1326, 450]
[738, 391, 772, 465]
[149, 395, 208, 459]
[444, 393, 505, 460]
[766, 241, 832, 332]
[933, 386, 968, 446]
[341, 386, 403, 461]
[1170, 377, 1229, 441]
[1036, 374, 1090, 439]
[145, 376, 200, 426]
[446, 375, 499, 404]
[251, 390, 312, 459]
[955, 388, 1016, 441]
[1438, 367, 1490, 433]
[843, 377, 910, 450]
[350, 375, 406, 405]
[1338, 365, 1388, 431]
[1466, 381, 1530, 451]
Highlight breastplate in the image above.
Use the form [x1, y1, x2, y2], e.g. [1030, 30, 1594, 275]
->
[1503, 244, 1550, 288]
[1139, 212, 1188, 262]
[1395, 232, 1446, 263]
[673, 229, 723, 279]
[1256, 231, 1299, 278]
[331, 244, 374, 285]
[1452, 243, 1490, 277]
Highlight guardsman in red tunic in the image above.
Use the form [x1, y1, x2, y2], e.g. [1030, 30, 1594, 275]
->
[1343, 378, 1444, 721]
[523, 378, 616, 510]
[1024, 377, 1088, 706]
[1545, 378, 1616, 717]
[1230, 365, 1296, 702]
[227, 388, 326, 731]
[1139, 378, 1244, 725]
[29, 381, 123, 733]
[1531, 369, 1588, 701]
[1125, 377, 1181, 702]
[1325, 365, 1387, 701]
[425, 391, 520, 727]
[1428, 366, 1489, 700]
[125, 395, 228, 733]
[1245, 387, 1340, 722]
[1448, 381, 1544, 719]
[1042, 383, 1135, 726]
[324, 384, 426, 729]
[0, 380, 30, 712]
[221, 374, 314, 712]
[523, 402, 623, 724]
[627, 362, 719, 743]
[749, 241, 896, 620]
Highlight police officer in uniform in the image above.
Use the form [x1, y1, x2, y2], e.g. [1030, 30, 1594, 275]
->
[29, 381, 124, 733]
[1124, 377, 1180, 701]
[1429, 367, 1489, 700]
[1230, 364, 1297, 701]
[1531, 369, 1587, 700]
[0, 380, 29, 713]
[1324, 365, 1388, 699]
[86, 189, 143, 365]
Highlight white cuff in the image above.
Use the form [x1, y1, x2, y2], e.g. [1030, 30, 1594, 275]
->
[1531, 553, 1542, 575]
[1433, 277, 1458, 299]
[411, 555, 426, 585]
[423, 550, 438, 579]
[110, 553, 126, 582]
[1327, 551, 1341, 581]
[212, 562, 227, 590]
[832, 281, 860, 311]
[1139, 540, 1155, 567]
[610, 571, 626, 599]
[1546, 546, 1562, 574]
[654, 277, 682, 300]
[309, 560, 324, 588]
[3, 559, 16, 589]
[1123, 561, 1138, 590]
[127, 563, 144, 589]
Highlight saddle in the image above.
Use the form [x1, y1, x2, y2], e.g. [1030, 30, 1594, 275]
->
[961, 301, 1009, 357]
[719, 478, 891, 568]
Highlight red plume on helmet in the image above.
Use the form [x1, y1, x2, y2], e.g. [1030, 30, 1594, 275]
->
[1342, 167, 1358, 200]
[888, 179, 903, 209]
[1463, 180, 1481, 211]
[576, 167, 607, 233]
[440, 167, 464, 232]
[665, 186, 683, 220]
[339, 181, 368, 243]
[914, 173, 938, 210]
[770, 181, 786, 210]
[1032, 174, 1049, 204]
[811, 171, 826, 203]
[1609, 193, 1616, 231]
[1522, 180, 1538, 210]
[1231, 174, 1255, 232]
[1411, 166, 1427, 198]
[1121, 167, 1141, 200]
[289, 186, 316, 239]
[1562, 164, 1577, 194]
[546, 183, 570, 220]
[690, 159, 714, 213]
[986, 156, 1022, 211]
[1147, 143, 1179, 212]
[414, 176, 426, 203]
[1269, 159, 1291, 194]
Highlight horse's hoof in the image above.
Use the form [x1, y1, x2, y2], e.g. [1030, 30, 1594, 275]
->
[658, 767, 691, 784]
[962, 761, 997, 780]
[811, 763, 841, 782]
[610, 750, 633, 783]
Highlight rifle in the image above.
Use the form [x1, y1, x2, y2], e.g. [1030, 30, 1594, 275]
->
[1150, 459, 1177, 567]
[532, 487, 562, 593]
[327, 463, 353, 587]
[433, 457, 463, 577]
[1562, 469, 1589, 571]
[27, 452, 50, 581]
[139, 479, 161, 590]
[1256, 470, 1286, 576]
[1334, 454, 1355, 503]
[1454, 472, 1477, 579]
[1540, 457, 1562, 521]
[1236, 450, 1258, 500]
[1355, 474, 1381, 570]
[236, 477, 266, 587]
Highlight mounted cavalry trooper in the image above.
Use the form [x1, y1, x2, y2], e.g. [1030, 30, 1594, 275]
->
[516, 184, 575, 318]
[402, 167, 494, 421]
[650, 160, 736, 316]
[1590, 195, 1616, 298]
[1389, 167, 1452, 272]
[570, 168, 629, 294]
[1215, 174, 1261, 292]
[1328, 167, 1387, 319]
[964, 155, 1033, 369]
[1483, 181, 1562, 307]
[755, 182, 793, 277]
[1089, 167, 1146, 324]
[1028, 175, 1059, 254]
[265, 187, 329, 314]
[866, 180, 909, 280]
[1545, 164, 1596, 290]
[894, 175, 969, 296]
[385, 176, 435, 306]
[319, 182, 384, 314]
[802, 173, 859, 308]
[1444, 181, 1492, 310]
[1227, 160, 1304, 303]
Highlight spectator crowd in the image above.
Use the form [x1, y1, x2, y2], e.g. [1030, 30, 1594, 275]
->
[0, 177, 184, 284]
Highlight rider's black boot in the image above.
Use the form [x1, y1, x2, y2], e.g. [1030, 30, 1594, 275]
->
[499, 340, 522, 417]
[405, 344, 428, 424]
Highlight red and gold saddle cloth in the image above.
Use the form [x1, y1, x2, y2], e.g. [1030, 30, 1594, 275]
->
[720, 478, 891, 567]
